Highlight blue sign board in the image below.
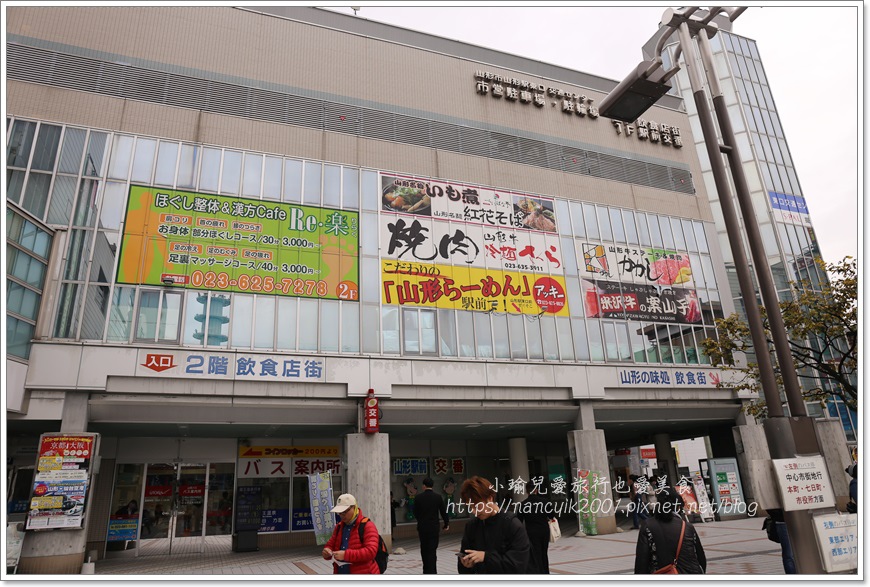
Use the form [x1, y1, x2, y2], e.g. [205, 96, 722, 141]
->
[768, 191, 809, 214]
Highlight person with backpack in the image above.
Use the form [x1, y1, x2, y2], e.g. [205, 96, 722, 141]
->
[322, 494, 384, 574]
[457, 476, 530, 574]
[634, 486, 706, 574]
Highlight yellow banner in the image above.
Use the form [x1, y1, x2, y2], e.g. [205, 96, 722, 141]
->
[31, 496, 63, 510]
[381, 260, 569, 316]
[238, 446, 339, 458]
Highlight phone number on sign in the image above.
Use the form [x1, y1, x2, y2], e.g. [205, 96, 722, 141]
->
[190, 270, 328, 296]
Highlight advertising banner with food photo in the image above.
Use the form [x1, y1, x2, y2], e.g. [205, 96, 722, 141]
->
[578, 242, 694, 288]
[382, 260, 569, 316]
[380, 216, 564, 275]
[117, 186, 359, 301]
[381, 173, 559, 233]
[581, 278, 702, 324]
[27, 434, 97, 530]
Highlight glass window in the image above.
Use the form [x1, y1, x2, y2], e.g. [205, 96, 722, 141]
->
[403, 309, 420, 353]
[622, 210, 639, 245]
[47, 175, 76, 226]
[242, 153, 263, 197]
[177, 144, 200, 189]
[205, 293, 231, 348]
[17, 221, 51, 259]
[97, 182, 126, 231]
[157, 292, 182, 342]
[681, 219, 698, 252]
[283, 159, 303, 203]
[603, 321, 619, 361]
[420, 309, 437, 354]
[130, 138, 157, 183]
[303, 161, 322, 205]
[438, 309, 457, 356]
[597, 206, 613, 242]
[481, 312, 500, 358]
[526, 316, 544, 360]
[571, 318, 590, 361]
[106, 286, 136, 342]
[276, 297, 297, 350]
[22, 172, 51, 218]
[608, 208, 625, 243]
[360, 254, 379, 302]
[220, 151, 242, 195]
[587, 320, 604, 361]
[669, 217, 686, 250]
[362, 304, 380, 353]
[659, 215, 675, 249]
[628, 323, 647, 363]
[82, 132, 108, 177]
[570, 201, 586, 238]
[199, 147, 221, 192]
[555, 199, 571, 236]
[341, 302, 359, 353]
[7, 281, 40, 320]
[297, 299, 319, 351]
[693, 221, 709, 253]
[80, 283, 111, 340]
[58, 128, 87, 174]
[342, 167, 359, 210]
[263, 156, 282, 201]
[9, 248, 46, 288]
[230, 294, 253, 348]
[669, 325, 686, 363]
[182, 291, 207, 346]
[561, 236, 578, 276]
[62, 229, 92, 281]
[636, 212, 652, 246]
[540, 316, 558, 360]
[108, 135, 134, 180]
[382, 306, 400, 354]
[72, 179, 99, 228]
[252, 296, 276, 349]
[320, 300, 340, 352]
[614, 321, 632, 361]
[7, 170, 25, 204]
[361, 170, 379, 211]
[323, 164, 341, 208]
[30, 124, 62, 171]
[154, 141, 179, 186]
[7, 120, 36, 168]
[556, 316, 574, 360]
[89, 231, 118, 283]
[582, 203, 599, 239]
[7, 317, 36, 359]
[458, 310, 476, 357]
[54, 282, 82, 338]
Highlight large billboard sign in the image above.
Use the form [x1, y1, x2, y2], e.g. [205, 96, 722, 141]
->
[117, 186, 359, 301]
[380, 173, 568, 316]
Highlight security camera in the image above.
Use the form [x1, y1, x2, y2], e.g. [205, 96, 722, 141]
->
[162, 276, 174, 286]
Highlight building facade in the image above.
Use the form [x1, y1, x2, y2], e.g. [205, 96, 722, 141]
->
[649, 17, 857, 443]
[5, 6, 787, 573]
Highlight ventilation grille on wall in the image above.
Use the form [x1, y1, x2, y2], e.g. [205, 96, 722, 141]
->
[7, 43, 695, 195]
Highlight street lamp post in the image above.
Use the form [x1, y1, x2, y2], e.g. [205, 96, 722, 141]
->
[599, 6, 826, 573]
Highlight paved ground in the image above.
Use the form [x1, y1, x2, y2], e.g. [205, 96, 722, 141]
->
[87, 515, 796, 577]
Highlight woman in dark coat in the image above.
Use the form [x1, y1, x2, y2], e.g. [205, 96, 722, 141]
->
[517, 485, 553, 573]
[634, 486, 706, 574]
[457, 476, 530, 574]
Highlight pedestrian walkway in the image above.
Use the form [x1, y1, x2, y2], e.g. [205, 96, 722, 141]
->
[91, 515, 790, 576]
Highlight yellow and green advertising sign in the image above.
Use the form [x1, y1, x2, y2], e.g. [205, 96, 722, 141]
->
[117, 185, 359, 301]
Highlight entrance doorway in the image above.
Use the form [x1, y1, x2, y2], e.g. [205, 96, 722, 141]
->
[106, 461, 234, 558]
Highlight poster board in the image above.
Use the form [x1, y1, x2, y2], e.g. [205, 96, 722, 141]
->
[812, 513, 858, 573]
[26, 434, 99, 530]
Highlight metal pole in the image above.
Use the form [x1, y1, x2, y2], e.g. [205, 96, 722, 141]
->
[674, 21, 783, 418]
[683, 16, 825, 574]
[695, 28, 808, 418]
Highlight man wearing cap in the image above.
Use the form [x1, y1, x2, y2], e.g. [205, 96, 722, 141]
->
[322, 494, 381, 574]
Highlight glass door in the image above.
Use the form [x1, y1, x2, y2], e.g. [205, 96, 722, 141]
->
[137, 463, 207, 556]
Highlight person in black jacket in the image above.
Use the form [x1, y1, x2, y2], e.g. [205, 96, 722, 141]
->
[516, 485, 553, 573]
[413, 477, 450, 574]
[634, 486, 706, 574]
[457, 476, 530, 574]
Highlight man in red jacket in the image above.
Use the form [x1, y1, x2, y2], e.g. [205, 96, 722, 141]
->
[322, 494, 381, 574]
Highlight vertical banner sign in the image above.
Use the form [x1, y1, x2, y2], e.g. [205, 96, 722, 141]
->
[308, 471, 336, 546]
[364, 389, 380, 434]
[117, 186, 359, 301]
[27, 434, 97, 530]
[576, 470, 600, 536]
[691, 475, 715, 522]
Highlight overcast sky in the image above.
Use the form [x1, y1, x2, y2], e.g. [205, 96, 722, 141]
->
[318, 3, 861, 266]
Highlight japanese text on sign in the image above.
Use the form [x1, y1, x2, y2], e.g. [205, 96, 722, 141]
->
[117, 186, 359, 301]
[772, 457, 835, 511]
[393, 458, 429, 476]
